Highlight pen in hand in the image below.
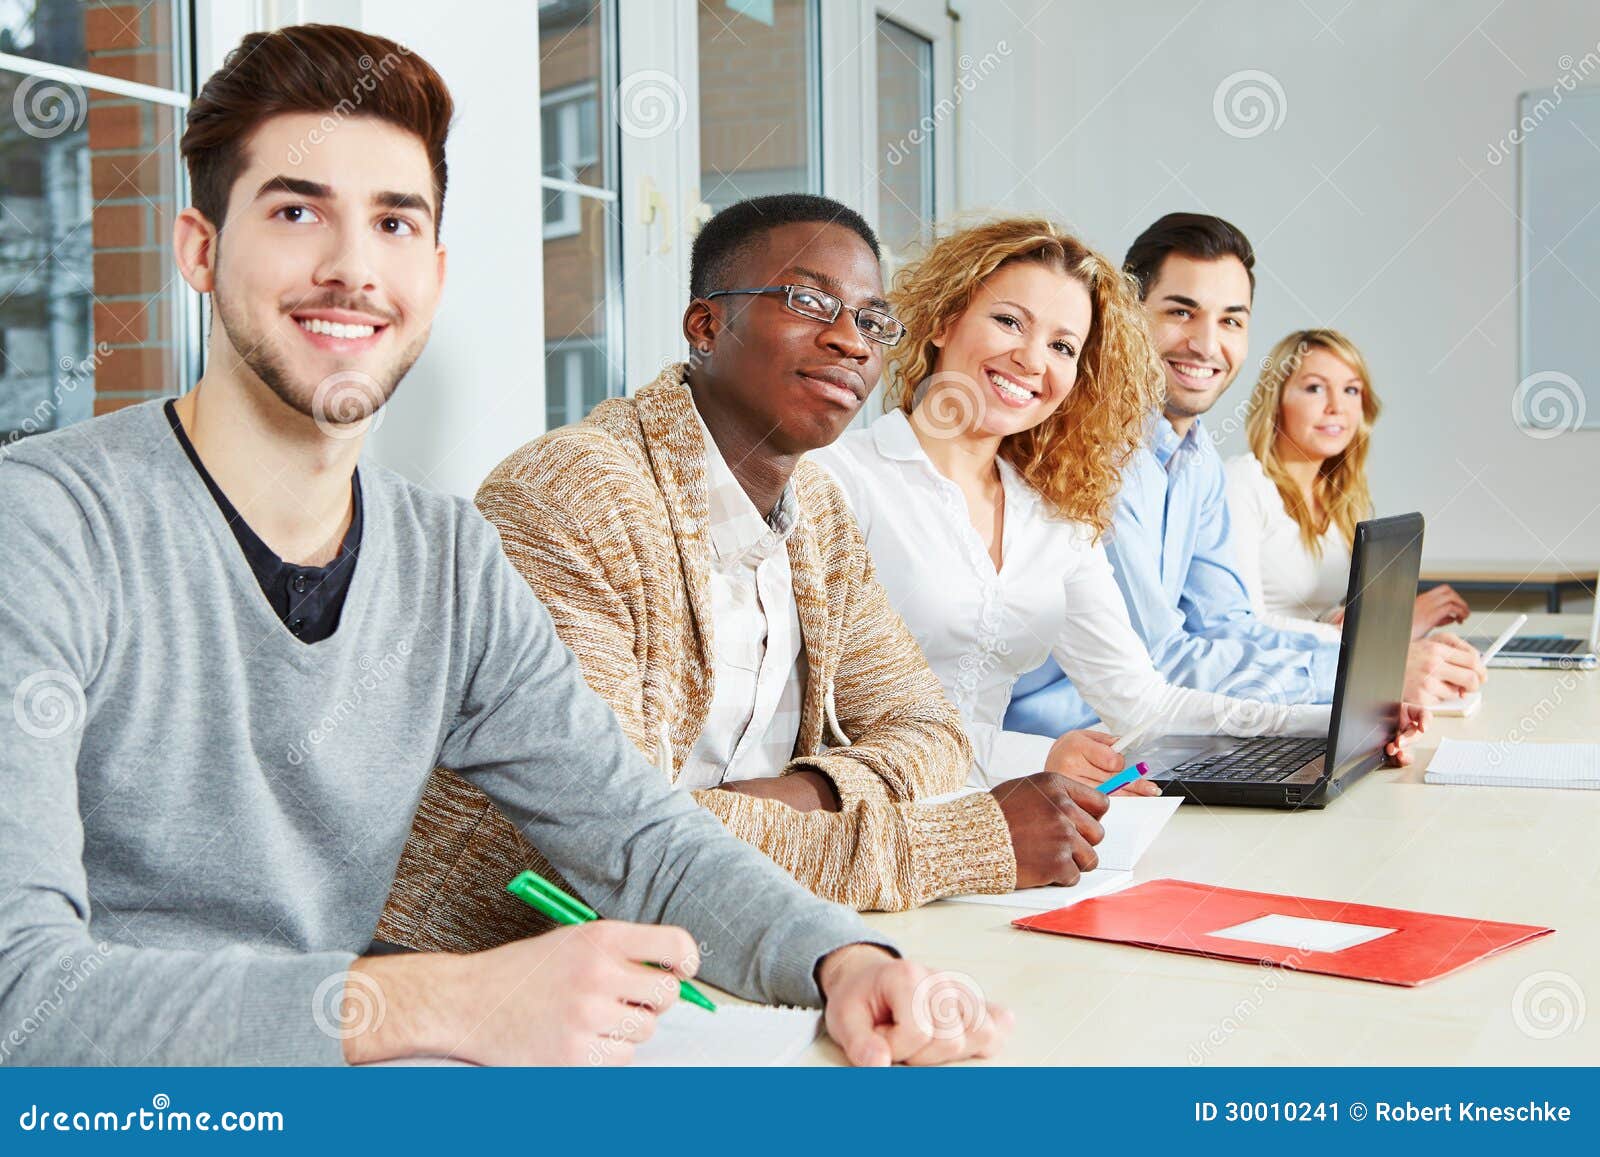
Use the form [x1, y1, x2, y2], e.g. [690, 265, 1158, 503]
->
[506, 870, 717, 1012]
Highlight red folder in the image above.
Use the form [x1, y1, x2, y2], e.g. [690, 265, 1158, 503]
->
[1012, 878, 1554, 986]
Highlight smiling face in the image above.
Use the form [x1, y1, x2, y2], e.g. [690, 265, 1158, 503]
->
[1275, 345, 1366, 462]
[928, 259, 1093, 439]
[190, 112, 446, 429]
[1142, 252, 1251, 427]
[687, 221, 887, 455]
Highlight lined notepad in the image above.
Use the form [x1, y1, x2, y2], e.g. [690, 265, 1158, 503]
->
[1424, 738, 1600, 789]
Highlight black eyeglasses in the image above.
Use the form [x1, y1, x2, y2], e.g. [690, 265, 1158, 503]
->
[703, 284, 905, 347]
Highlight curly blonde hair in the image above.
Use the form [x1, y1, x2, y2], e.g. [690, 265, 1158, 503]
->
[1245, 329, 1382, 554]
[882, 217, 1164, 534]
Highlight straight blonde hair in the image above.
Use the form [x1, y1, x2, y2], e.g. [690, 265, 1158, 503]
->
[1245, 329, 1382, 554]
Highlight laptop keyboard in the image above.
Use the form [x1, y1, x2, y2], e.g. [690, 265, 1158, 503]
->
[1494, 636, 1584, 655]
[1170, 736, 1327, 783]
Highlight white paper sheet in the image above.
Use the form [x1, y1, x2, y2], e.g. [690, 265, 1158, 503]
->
[631, 1005, 822, 1066]
[944, 793, 1181, 910]
[1207, 913, 1397, 953]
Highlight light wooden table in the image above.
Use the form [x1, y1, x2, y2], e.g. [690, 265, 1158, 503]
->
[799, 612, 1600, 1066]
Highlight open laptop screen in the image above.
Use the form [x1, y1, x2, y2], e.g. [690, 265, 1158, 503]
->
[1323, 513, 1424, 792]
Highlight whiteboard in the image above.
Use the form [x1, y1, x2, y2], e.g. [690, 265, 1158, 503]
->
[1517, 85, 1600, 433]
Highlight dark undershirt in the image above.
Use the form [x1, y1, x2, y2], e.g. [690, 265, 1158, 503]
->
[164, 399, 362, 644]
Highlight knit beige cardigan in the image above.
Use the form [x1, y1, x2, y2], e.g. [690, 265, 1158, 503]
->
[378, 368, 1016, 950]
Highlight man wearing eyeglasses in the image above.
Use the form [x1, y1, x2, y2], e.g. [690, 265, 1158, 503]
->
[383, 194, 1108, 938]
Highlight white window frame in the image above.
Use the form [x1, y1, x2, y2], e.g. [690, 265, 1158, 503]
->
[0, 2, 199, 425]
[541, 81, 602, 240]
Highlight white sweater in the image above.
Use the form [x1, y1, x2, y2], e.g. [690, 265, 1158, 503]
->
[1222, 453, 1349, 645]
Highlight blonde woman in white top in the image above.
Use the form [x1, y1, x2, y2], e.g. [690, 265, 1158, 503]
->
[810, 221, 1425, 791]
[1225, 330, 1468, 645]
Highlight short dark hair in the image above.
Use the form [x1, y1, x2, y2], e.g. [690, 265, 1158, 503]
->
[1123, 212, 1255, 299]
[181, 24, 453, 234]
[690, 194, 880, 298]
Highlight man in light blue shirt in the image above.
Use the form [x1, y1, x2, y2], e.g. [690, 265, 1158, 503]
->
[1008, 213, 1484, 737]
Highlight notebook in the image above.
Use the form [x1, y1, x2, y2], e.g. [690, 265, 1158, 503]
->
[1428, 691, 1482, 718]
[1424, 737, 1600, 789]
[367, 1005, 823, 1067]
[632, 1004, 822, 1066]
[944, 794, 1181, 911]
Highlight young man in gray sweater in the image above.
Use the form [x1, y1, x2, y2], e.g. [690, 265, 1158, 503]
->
[0, 24, 1008, 1067]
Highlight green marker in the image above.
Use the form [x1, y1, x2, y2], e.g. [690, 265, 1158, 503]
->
[506, 870, 716, 1012]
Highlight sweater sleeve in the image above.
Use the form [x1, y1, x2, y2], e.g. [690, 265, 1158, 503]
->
[437, 509, 889, 1005]
[0, 464, 353, 1065]
[476, 466, 1017, 911]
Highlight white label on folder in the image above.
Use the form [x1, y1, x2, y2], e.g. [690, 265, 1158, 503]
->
[1207, 914, 1398, 953]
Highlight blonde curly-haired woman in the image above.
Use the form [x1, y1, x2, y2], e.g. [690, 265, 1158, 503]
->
[1224, 329, 1468, 644]
[811, 221, 1426, 792]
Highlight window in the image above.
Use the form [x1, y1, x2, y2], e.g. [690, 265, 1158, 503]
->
[541, 83, 599, 239]
[539, 0, 622, 431]
[697, 0, 820, 213]
[875, 16, 935, 264]
[0, 0, 194, 445]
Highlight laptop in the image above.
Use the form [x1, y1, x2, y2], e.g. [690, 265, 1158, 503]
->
[1463, 594, 1599, 669]
[1134, 512, 1423, 810]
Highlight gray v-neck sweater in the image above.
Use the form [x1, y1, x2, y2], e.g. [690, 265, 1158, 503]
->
[0, 401, 881, 1065]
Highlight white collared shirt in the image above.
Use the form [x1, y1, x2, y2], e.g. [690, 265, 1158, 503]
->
[1223, 453, 1348, 644]
[677, 405, 806, 790]
[810, 411, 1328, 788]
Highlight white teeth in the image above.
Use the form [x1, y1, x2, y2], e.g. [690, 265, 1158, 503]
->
[1169, 361, 1218, 379]
[987, 369, 1034, 402]
[297, 318, 377, 339]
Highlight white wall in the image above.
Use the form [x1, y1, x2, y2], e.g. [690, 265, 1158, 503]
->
[956, 0, 1600, 565]
[348, 0, 546, 500]
[195, 0, 547, 500]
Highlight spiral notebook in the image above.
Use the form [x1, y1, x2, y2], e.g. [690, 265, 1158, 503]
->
[1424, 738, 1600, 790]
